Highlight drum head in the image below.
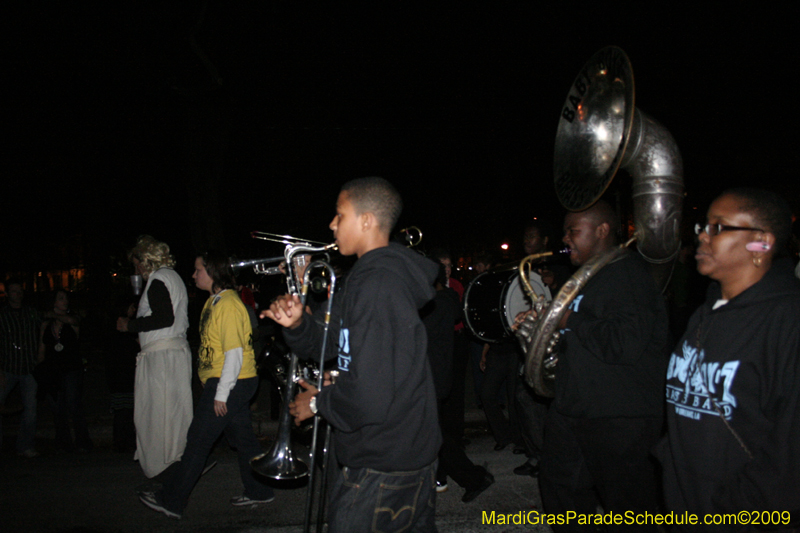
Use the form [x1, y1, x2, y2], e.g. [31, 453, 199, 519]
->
[464, 270, 517, 343]
[464, 269, 552, 343]
[502, 272, 551, 333]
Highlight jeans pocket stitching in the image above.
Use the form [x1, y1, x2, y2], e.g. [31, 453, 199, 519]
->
[370, 479, 422, 533]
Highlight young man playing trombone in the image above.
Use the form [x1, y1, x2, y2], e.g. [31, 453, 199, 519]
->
[266, 177, 441, 532]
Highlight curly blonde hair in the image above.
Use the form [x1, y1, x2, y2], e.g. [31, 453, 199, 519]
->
[129, 235, 176, 280]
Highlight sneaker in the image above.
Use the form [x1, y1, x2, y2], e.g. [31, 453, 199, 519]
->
[139, 491, 182, 519]
[462, 470, 495, 503]
[436, 480, 448, 493]
[513, 460, 540, 477]
[230, 494, 275, 506]
[17, 449, 39, 458]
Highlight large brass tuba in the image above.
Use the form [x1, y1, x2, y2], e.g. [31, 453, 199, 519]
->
[523, 46, 683, 397]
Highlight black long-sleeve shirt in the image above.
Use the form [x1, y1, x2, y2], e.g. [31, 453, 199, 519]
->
[128, 280, 174, 333]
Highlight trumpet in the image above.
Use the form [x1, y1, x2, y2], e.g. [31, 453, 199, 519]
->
[230, 255, 285, 275]
[250, 232, 337, 294]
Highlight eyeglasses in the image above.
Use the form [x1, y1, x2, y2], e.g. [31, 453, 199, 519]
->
[694, 223, 764, 237]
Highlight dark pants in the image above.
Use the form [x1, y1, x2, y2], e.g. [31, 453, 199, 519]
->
[0, 373, 37, 453]
[47, 369, 92, 451]
[112, 407, 136, 452]
[467, 339, 485, 408]
[539, 409, 662, 532]
[514, 374, 549, 461]
[440, 330, 468, 440]
[436, 400, 485, 490]
[161, 377, 272, 514]
[327, 461, 437, 533]
[480, 343, 522, 447]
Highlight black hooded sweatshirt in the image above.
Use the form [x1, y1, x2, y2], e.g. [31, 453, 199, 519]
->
[284, 243, 441, 471]
[656, 258, 800, 527]
[557, 250, 670, 418]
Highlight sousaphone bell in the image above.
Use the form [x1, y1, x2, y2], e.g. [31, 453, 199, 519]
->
[521, 46, 684, 397]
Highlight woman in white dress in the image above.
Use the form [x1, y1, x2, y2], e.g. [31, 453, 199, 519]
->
[117, 235, 193, 478]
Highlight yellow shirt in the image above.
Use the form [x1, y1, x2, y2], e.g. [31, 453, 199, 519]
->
[197, 290, 257, 384]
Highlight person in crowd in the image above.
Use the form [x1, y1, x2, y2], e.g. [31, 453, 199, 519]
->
[0, 279, 42, 458]
[106, 296, 139, 453]
[479, 330, 524, 453]
[117, 235, 192, 478]
[478, 230, 543, 454]
[657, 188, 800, 528]
[526, 200, 669, 531]
[237, 283, 256, 310]
[467, 252, 493, 409]
[37, 289, 92, 452]
[473, 252, 493, 275]
[431, 248, 469, 446]
[266, 177, 440, 532]
[522, 220, 571, 293]
[423, 262, 494, 502]
[512, 219, 568, 478]
[139, 251, 273, 519]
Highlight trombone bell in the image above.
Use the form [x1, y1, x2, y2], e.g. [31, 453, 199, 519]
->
[250, 443, 309, 480]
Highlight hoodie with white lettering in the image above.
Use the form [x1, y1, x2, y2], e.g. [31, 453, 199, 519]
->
[657, 258, 800, 523]
[283, 243, 440, 472]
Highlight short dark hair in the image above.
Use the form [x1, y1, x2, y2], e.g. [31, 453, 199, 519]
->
[524, 219, 556, 250]
[724, 187, 793, 252]
[199, 251, 237, 293]
[580, 200, 620, 244]
[5, 278, 23, 290]
[341, 177, 403, 233]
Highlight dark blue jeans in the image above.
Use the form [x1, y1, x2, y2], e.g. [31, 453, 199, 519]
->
[161, 377, 272, 514]
[0, 373, 37, 453]
[327, 460, 437, 533]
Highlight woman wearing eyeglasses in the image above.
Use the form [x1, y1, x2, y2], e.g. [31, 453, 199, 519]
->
[657, 188, 800, 529]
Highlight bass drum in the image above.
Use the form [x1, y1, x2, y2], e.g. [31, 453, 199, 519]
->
[463, 268, 551, 344]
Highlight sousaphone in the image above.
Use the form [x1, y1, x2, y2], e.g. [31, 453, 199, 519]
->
[522, 46, 684, 397]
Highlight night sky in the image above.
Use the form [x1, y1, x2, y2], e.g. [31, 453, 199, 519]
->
[5, 3, 799, 276]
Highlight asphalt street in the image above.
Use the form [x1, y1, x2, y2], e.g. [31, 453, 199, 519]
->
[2, 365, 551, 533]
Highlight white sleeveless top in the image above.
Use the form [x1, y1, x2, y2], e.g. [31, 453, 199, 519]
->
[136, 267, 189, 347]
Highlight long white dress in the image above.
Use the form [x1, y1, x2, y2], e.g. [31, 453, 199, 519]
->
[133, 267, 193, 478]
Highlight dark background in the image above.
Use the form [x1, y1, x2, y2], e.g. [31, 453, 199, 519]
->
[4, 3, 799, 284]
